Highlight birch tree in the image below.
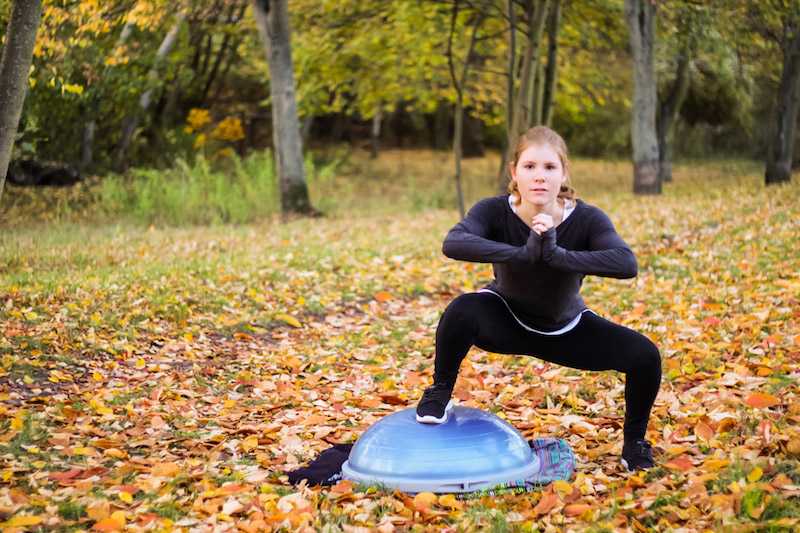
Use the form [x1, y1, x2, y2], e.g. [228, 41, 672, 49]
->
[253, 0, 314, 215]
[115, 11, 187, 171]
[765, 3, 800, 185]
[624, 0, 660, 194]
[0, 0, 42, 202]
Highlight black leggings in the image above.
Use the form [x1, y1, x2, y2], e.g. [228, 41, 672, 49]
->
[434, 292, 661, 442]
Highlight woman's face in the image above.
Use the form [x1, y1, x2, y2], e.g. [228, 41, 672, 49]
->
[510, 143, 566, 208]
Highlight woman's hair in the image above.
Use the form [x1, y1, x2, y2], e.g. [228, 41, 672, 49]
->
[507, 125, 576, 205]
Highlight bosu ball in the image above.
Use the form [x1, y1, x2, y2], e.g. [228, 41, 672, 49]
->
[341, 405, 541, 493]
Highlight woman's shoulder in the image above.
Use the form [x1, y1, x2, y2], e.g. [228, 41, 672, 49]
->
[468, 195, 511, 215]
[572, 199, 617, 226]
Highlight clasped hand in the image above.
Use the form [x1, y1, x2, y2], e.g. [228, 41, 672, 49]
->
[524, 213, 557, 263]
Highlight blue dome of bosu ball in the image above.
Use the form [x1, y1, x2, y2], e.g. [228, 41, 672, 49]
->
[341, 405, 541, 494]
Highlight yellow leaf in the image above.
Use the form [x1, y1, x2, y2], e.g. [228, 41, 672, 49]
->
[747, 467, 763, 483]
[553, 480, 572, 496]
[2, 515, 43, 527]
[87, 501, 110, 521]
[413, 492, 437, 511]
[73, 447, 98, 456]
[10, 413, 24, 430]
[275, 313, 301, 328]
[104, 448, 127, 459]
[438, 494, 462, 510]
[151, 462, 180, 477]
[704, 459, 730, 471]
[92, 372, 104, 382]
[135, 358, 146, 369]
[241, 435, 259, 452]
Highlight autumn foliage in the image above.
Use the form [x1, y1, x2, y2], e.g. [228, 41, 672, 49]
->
[0, 157, 799, 531]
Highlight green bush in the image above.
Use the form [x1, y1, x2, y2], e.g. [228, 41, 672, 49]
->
[100, 151, 282, 225]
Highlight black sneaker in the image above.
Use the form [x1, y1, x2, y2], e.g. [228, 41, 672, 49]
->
[621, 439, 655, 471]
[415, 382, 455, 424]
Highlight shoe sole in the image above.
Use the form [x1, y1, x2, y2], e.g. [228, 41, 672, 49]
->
[620, 458, 654, 472]
[416, 400, 454, 424]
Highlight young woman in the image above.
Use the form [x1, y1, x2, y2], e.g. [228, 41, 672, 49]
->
[415, 126, 661, 471]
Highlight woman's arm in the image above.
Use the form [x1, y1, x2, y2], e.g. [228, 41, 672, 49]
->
[540, 209, 637, 278]
[442, 198, 537, 264]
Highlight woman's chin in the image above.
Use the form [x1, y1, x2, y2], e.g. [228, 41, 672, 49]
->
[522, 195, 556, 206]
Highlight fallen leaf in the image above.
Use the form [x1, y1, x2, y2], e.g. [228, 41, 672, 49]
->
[533, 493, 560, 515]
[413, 492, 437, 511]
[744, 393, 780, 408]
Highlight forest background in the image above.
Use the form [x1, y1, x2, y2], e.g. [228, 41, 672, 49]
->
[0, 0, 798, 222]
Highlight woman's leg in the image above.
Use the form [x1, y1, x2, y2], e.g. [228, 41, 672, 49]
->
[476, 311, 661, 442]
[432, 292, 512, 385]
[432, 293, 661, 442]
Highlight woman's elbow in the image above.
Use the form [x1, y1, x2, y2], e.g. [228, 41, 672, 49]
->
[623, 252, 638, 278]
[442, 239, 457, 259]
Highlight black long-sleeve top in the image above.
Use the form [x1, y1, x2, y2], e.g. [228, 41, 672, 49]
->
[442, 195, 637, 331]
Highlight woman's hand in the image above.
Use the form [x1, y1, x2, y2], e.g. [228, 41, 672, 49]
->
[531, 213, 554, 235]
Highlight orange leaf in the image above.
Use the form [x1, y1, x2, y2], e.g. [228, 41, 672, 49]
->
[150, 462, 180, 477]
[533, 492, 560, 515]
[664, 455, 693, 471]
[694, 422, 715, 441]
[330, 479, 353, 495]
[374, 291, 393, 302]
[564, 503, 592, 517]
[92, 517, 124, 531]
[379, 394, 407, 406]
[49, 469, 81, 483]
[744, 392, 780, 408]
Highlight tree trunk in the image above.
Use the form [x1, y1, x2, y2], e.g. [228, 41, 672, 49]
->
[499, 0, 550, 192]
[529, 58, 545, 127]
[766, 19, 800, 185]
[625, 0, 661, 194]
[370, 107, 382, 159]
[509, 0, 549, 144]
[115, 13, 187, 171]
[542, 0, 560, 126]
[80, 120, 96, 172]
[80, 19, 135, 173]
[448, 3, 484, 219]
[0, 0, 42, 202]
[657, 51, 691, 183]
[497, 0, 517, 194]
[462, 113, 484, 157]
[252, 0, 315, 215]
[433, 101, 450, 150]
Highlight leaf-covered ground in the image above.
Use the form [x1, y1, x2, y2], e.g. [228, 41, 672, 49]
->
[1, 156, 799, 532]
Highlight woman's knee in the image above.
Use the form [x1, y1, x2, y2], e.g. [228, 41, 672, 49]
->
[439, 293, 489, 330]
[442, 292, 483, 319]
[636, 335, 662, 375]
